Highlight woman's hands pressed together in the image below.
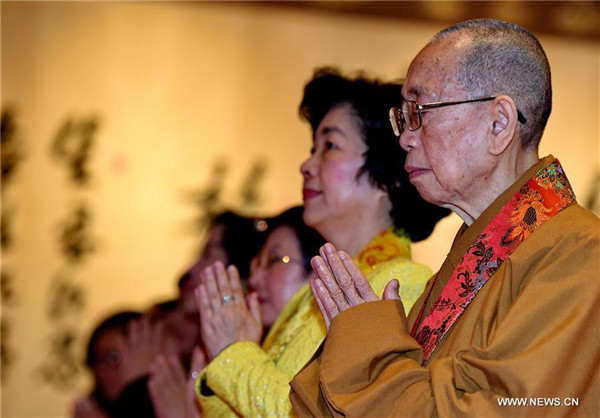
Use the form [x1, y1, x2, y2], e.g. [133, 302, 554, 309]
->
[119, 316, 163, 385]
[147, 346, 207, 418]
[310, 243, 401, 330]
[196, 262, 263, 360]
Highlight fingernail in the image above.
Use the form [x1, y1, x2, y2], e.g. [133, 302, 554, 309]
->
[324, 243, 334, 254]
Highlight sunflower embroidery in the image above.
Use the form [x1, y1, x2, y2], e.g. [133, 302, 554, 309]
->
[502, 186, 552, 247]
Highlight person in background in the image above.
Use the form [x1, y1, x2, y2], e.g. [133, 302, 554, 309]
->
[195, 205, 325, 416]
[147, 346, 206, 418]
[248, 207, 324, 335]
[180, 210, 268, 316]
[290, 19, 600, 417]
[298, 67, 449, 318]
[145, 209, 268, 417]
[75, 209, 267, 417]
[194, 68, 449, 416]
[113, 300, 205, 418]
[73, 311, 141, 418]
[112, 302, 180, 418]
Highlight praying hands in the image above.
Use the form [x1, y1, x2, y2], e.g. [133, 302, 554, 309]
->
[147, 347, 206, 418]
[310, 243, 402, 330]
[195, 262, 263, 359]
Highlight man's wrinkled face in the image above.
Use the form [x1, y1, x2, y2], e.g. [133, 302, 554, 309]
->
[399, 40, 493, 209]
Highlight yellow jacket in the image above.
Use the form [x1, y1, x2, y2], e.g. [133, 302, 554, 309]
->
[196, 227, 432, 417]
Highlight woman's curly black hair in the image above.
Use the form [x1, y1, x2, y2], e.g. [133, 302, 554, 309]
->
[299, 67, 450, 242]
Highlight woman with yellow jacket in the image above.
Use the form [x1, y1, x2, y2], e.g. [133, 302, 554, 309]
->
[195, 68, 450, 417]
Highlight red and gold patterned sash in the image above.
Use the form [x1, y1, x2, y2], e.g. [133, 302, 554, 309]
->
[411, 159, 576, 365]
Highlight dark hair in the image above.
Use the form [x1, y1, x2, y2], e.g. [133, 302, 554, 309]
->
[264, 206, 325, 271]
[177, 271, 192, 292]
[147, 299, 179, 322]
[431, 19, 552, 149]
[299, 67, 450, 241]
[85, 311, 141, 368]
[211, 210, 268, 278]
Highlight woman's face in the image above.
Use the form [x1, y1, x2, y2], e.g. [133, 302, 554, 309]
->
[300, 104, 386, 233]
[248, 226, 309, 328]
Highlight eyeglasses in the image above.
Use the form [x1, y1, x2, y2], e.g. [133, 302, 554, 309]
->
[250, 253, 305, 273]
[389, 97, 527, 136]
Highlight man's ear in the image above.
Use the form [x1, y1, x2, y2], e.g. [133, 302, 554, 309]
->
[489, 95, 519, 155]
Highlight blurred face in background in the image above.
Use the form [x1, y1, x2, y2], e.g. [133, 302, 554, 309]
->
[181, 223, 228, 314]
[160, 305, 201, 360]
[197, 223, 229, 268]
[248, 226, 311, 327]
[92, 328, 127, 402]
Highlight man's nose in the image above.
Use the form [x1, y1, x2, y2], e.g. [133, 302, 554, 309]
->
[399, 129, 420, 152]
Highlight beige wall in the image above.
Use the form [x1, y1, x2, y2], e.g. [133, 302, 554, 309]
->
[1, 2, 598, 417]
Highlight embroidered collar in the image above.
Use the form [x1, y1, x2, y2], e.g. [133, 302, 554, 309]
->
[411, 158, 575, 365]
[354, 226, 412, 272]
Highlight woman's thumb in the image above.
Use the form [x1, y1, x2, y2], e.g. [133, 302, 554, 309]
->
[382, 279, 401, 301]
[247, 292, 262, 323]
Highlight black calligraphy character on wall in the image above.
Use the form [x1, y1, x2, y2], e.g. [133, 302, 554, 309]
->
[189, 160, 228, 233]
[0, 106, 24, 384]
[51, 117, 99, 187]
[37, 327, 81, 390]
[239, 159, 267, 210]
[1, 107, 25, 250]
[1, 107, 24, 186]
[58, 204, 96, 263]
[189, 158, 268, 238]
[1, 319, 15, 383]
[47, 275, 86, 320]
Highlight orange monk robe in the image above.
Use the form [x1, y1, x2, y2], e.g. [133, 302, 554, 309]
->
[290, 156, 600, 417]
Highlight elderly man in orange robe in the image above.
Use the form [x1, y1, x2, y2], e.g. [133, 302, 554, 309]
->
[290, 18, 600, 417]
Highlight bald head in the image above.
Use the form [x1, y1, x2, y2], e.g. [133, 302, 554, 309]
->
[429, 19, 552, 149]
